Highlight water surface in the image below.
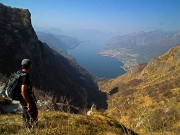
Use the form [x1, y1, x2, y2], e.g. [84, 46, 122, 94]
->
[69, 41, 126, 78]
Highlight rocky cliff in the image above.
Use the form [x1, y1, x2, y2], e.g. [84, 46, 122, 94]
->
[0, 3, 107, 109]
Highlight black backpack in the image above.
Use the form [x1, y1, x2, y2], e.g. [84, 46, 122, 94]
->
[1, 71, 26, 100]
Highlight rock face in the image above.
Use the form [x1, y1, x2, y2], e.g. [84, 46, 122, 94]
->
[0, 3, 107, 109]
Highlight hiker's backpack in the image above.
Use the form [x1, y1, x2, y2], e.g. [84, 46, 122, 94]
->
[1, 71, 26, 100]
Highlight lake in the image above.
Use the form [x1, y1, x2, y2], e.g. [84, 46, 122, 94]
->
[68, 40, 126, 78]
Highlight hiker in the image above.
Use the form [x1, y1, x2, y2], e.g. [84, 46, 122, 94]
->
[20, 59, 38, 127]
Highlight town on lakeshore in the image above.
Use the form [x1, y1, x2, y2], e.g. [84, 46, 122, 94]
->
[99, 48, 138, 71]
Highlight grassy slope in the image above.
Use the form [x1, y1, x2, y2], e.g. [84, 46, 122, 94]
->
[0, 111, 138, 135]
[98, 45, 180, 134]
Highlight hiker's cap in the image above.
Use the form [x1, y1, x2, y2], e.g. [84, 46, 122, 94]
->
[21, 59, 32, 69]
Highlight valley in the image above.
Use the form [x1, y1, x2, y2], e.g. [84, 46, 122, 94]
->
[1, 2, 180, 135]
[68, 41, 126, 78]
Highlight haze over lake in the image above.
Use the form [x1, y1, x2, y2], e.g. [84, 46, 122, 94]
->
[69, 40, 126, 78]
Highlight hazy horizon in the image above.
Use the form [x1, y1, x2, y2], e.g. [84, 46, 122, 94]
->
[1, 0, 180, 34]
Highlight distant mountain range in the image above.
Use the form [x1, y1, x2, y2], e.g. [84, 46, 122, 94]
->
[100, 29, 180, 70]
[34, 26, 64, 35]
[106, 29, 180, 49]
[36, 32, 81, 50]
[36, 31, 81, 60]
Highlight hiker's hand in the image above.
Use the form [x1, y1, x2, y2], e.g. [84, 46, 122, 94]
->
[27, 103, 32, 111]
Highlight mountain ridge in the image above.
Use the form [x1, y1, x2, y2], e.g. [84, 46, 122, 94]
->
[106, 29, 178, 48]
[99, 29, 180, 71]
[36, 31, 81, 61]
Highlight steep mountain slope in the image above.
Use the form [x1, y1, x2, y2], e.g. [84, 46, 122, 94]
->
[0, 3, 106, 109]
[98, 45, 180, 133]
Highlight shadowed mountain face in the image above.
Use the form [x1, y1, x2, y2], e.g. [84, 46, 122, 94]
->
[0, 3, 107, 109]
[98, 45, 180, 133]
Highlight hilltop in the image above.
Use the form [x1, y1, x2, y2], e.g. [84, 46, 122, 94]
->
[98, 45, 180, 134]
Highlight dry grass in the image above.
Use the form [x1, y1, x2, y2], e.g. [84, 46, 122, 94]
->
[98, 46, 180, 134]
[0, 111, 137, 135]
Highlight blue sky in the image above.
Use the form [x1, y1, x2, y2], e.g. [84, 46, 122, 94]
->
[1, 0, 180, 33]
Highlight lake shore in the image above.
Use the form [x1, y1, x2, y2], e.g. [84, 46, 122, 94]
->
[68, 42, 126, 78]
[99, 48, 138, 71]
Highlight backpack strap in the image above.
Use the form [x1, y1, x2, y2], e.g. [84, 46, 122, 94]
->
[20, 72, 27, 76]
[17, 70, 27, 77]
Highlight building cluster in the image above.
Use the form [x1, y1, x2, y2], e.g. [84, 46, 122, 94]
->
[99, 48, 138, 71]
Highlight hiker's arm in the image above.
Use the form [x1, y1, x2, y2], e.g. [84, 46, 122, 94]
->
[21, 84, 31, 110]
